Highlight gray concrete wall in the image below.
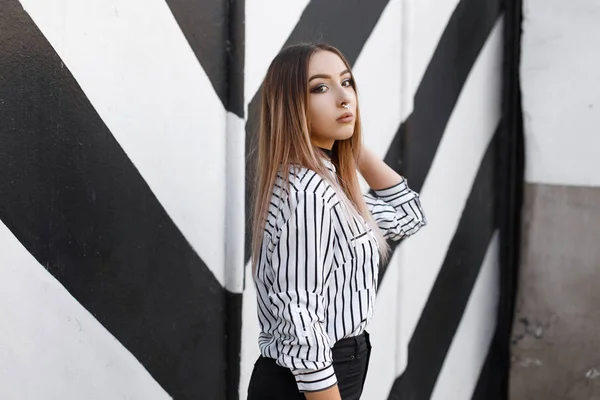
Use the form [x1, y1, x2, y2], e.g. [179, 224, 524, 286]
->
[512, 0, 600, 398]
[510, 184, 600, 399]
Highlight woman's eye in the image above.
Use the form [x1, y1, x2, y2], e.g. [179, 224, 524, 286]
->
[342, 78, 354, 87]
[311, 85, 327, 93]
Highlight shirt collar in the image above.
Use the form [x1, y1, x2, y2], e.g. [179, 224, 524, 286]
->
[321, 156, 336, 175]
[316, 147, 336, 174]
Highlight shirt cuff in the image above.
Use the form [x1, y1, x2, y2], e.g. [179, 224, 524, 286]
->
[373, 178, 408, 197]
[373, 179, 417, 208]
[292, 364, 337, 393]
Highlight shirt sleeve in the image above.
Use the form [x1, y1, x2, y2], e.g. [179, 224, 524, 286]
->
[268, 190, 337, 393]
[363, 178, 427, 241]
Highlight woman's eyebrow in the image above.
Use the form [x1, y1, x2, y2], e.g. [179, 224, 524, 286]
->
[309, 69, 350, 82]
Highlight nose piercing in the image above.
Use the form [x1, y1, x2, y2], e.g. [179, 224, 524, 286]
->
[342, 102, 350, 109]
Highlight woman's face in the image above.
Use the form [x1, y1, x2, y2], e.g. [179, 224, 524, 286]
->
[307, 50, 357, 150]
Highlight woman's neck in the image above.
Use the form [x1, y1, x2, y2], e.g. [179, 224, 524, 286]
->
[316, 146, 333, 159]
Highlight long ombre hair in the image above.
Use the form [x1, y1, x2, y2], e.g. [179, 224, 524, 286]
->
[251, 43, 390, 271]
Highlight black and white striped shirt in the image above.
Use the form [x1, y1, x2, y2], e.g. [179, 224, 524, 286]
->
[253, 156, 426, 393]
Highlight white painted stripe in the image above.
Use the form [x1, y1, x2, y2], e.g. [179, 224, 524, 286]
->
[225, 111, 246, 293]
[353, 0, 404, 158]
[400, 0, 415, 126]
[0, 221, 171, 400]
[430, 231, 500, 400]
[361, 249, 403, 400]
[245, 0, 310, 106]
[395, 18, 504, 374]
[19, 0, 228, 286]
[521, 0, 600, 187]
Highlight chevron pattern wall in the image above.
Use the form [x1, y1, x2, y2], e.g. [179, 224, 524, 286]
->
[0, 0, 515, 399]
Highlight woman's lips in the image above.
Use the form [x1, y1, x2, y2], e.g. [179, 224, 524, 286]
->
[337, 112, 354, 123]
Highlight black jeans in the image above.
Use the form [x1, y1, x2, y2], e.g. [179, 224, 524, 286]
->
[247, 331, 372, 400]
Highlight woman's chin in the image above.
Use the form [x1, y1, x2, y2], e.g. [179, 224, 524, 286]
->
[313, 126, 355, 143]
[337, 129, 355, 140]
[328, 125, 354, 141]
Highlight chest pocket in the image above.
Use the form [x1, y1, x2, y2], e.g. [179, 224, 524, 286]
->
[349, 230, 378, 292]
[330, 207, 379, 292]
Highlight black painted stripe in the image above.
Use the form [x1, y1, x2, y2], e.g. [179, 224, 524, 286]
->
[165, 0, 244, 117]
[471, 331, 504, 400]
[386, 0, 502, 190]
[473, 0, 525, 397]
[378, 0, 502, 283]
[226, 0, 245, 118]
[0, 3, 227, 399]
[244, 0, 392, 261]
[387, 130, 499, 400]
[226, 291, 243, 400]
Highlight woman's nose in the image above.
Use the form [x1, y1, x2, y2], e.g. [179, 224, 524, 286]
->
[338, 93, 352, 108]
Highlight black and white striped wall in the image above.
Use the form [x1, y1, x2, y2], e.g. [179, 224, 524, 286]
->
[0, 0, 522, 399]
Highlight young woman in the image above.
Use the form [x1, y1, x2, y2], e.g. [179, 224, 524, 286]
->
[247, 43, 426, 400]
